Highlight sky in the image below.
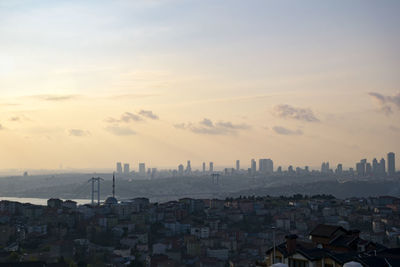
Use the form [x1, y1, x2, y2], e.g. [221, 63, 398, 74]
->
[0, 0, 399, 171]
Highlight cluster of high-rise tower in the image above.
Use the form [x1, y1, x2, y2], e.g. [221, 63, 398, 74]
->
[115, 152, 396, 178]
[355, 152, 396, 177]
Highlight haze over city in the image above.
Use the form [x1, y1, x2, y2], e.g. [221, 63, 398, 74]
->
[1, 0, 399, 172]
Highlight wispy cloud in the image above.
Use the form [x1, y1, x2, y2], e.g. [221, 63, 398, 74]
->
[273, 126, 303, 135]
[9, 115, 30, 122]
[106, 110, 158, 124]
[139, 110, 159, 120]
[105, 126, 136, 136]
[106, 112, 142, 124]
[68, 129, 90, 137]
[121, 112, 143, 122]
[10, 117, 20, 122]
[368, 92, 400, 115]
[32, 94, 79, 101]
[174, 118, 251, 135]
[273, 104, 319, 122]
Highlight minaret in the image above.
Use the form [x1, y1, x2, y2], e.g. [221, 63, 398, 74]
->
[112, 172, 115, 198]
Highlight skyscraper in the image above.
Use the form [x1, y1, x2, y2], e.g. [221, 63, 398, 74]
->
[236, 160, 240, 171]
[380, 158, 386, 175]
[123, 163, 130, 175]
[321, 162, 330, 173]
[251, 159, 256, 174]
[356, 159, 367, 176]
[388, 152, 395, 176]
[178, 164, 184, 176]
[366, 163, 372, 176]
[139, 163, 146, 175]
[372, 158, 379, 175]
[259, 158, 273, 174]
[202, 162, 206, 173]
[209, 162, 214, 172]
[288, 165, 294, 173]
[186, 160, 192, 174]
[336, 164, 343, 175]
[116, 162, 122, 175]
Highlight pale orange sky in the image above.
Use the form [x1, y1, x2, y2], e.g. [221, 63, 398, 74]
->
[0, 0, 399, 171]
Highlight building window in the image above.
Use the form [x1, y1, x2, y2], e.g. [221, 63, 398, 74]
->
[289, 259, 309, 267]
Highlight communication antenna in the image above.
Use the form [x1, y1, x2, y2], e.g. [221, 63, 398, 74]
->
[88, 177, 104, 205]
[112, 172, 116, 198]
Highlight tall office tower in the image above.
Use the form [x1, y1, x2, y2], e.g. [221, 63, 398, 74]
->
[305, 166, 309, 173]
[356, 159, 367, 176]
[123, 163, 130, 175]
[251, 159, 256, 174]
[380, 158, 386, 175]
[139, 163, 146, 175]
[116, 162, 122, 175]
[321, 162, 326, 173]
[336, 164, 343, 174]
[388, 152, 395, 176]
[372, 158, 379, 175]
[366, 163, 372, 175]
[186, 160, 192, 174]
[178, 164, 184, 176]
[209, 162, 214, 172]
[202, 162, 206, 173]
[267, 159, 273, 173]
[259, 158, 273, 173]
[356, 163, 364, 176]
[277, 166, 282, 173]
[321, 162, 330, 173]
[236, 160, 240, 171]
[288, 165, 294, 173]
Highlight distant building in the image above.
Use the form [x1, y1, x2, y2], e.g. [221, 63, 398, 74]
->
[139, 163, 146, 176]
[372, 158, 379, 175]
[356, 159, 367, 176]
[116, 162, 122, 175]
[209, 162, 214, 172]
[259, 158, 273, 174]
[380, 158, 386, 175]
[202, 162, 206, 173]
[336, 164, 342, 175]
[366, 163, 372, 175]
[236, 160, 240, 171]
[186, 160, 192, 174]
[251, 159, 256, 174]
[151, 168, 157, 179]
[288, 165, 294, 173]
[178, 164, 184, 176]
[321, 162, 330, 173]
[123, 163, 130, 175]
[388, 152, 395, 176]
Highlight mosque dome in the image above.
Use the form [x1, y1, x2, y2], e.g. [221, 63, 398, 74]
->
[104, 196, 118, 205]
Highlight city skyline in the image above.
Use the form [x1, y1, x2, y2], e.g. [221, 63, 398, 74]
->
[112, 152, 396, 175]
[0, 0, 399, 170]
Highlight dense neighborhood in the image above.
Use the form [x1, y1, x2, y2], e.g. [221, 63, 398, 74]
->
[0, 194, 400, 266]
